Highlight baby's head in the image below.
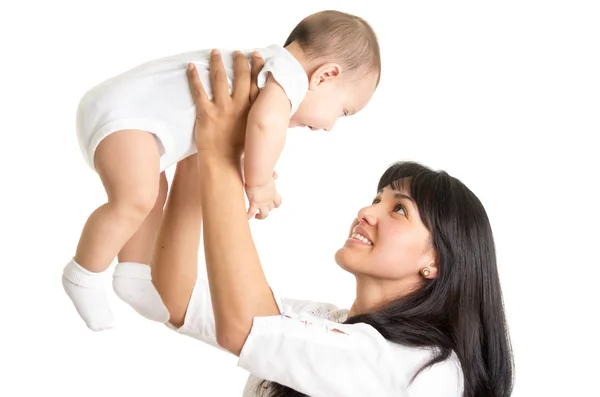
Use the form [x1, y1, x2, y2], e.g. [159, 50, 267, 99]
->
[284, 10, 381, 131]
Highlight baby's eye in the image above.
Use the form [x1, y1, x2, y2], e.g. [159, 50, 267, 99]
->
[343, 110, 349, 116]
[372, 198, 381, 205]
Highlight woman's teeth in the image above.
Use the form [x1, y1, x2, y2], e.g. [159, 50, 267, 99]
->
[351, 233, 372, 245]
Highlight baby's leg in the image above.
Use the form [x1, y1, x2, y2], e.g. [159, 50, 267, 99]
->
[112, 172, 171, 322]
[151, 154, 202, 328]
[62, 129, 160, 331]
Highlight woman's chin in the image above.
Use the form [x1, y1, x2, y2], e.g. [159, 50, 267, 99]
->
[334, 246, 355, 272]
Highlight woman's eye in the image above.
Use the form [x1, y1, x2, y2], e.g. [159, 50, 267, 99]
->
[394, 205, 406, 215]
[372, 198, 381, 205]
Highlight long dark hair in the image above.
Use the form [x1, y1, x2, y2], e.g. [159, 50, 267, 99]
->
[259, 161, 514, 397]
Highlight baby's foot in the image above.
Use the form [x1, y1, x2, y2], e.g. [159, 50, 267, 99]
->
[62, 258, 114, 331]
[112, 262, 169, 323]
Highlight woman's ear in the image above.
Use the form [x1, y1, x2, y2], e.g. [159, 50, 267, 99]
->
[308, 63, 342, 91]
[419, 249, 438, 279]
[419, 264, 437, 279]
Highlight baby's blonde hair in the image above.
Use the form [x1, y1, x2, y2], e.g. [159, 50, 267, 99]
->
[284, 10, 382, 87]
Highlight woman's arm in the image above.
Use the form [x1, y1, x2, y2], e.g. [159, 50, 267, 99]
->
[186, 50, 280, 356]
[198, 154, 280, 354]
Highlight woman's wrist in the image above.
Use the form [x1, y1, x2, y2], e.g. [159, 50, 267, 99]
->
[197, 152, 243, 180]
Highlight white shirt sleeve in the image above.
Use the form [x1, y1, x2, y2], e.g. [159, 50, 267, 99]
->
[171, 278, 463, 397]
[256, 45, 309, 116]
[165, 277, 224, 351]
[237, 306, 411, 397]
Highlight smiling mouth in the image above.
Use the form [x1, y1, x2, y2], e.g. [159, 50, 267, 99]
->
[350, 233, 373, 245]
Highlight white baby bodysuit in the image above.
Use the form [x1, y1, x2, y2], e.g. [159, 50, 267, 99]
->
[75, 44, 308, 172]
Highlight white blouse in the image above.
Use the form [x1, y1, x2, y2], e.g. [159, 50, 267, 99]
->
[168, 277, 464, 397]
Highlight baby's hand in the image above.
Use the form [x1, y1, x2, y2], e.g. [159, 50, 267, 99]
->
[246, 179, 282, 220]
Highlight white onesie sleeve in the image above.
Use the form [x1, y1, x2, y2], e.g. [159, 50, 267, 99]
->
[256, 45, 309, 116]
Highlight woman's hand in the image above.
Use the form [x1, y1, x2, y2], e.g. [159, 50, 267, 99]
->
[184, 49, 280, 356]
[186, 49, 264, 160]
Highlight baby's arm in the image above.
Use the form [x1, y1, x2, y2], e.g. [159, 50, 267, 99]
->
[243, 73, 290, 189]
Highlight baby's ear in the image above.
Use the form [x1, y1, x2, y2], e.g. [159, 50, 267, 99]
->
[309, 63, 342, 89]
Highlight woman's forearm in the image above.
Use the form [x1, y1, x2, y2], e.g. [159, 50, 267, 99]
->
[197, 154, 280, 355]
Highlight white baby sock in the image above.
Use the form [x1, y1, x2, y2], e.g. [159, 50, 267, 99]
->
[62, 258, 114, 331]
[112, 262, 170, 323]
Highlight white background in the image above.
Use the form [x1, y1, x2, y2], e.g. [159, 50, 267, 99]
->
[1, 0, 598, 396]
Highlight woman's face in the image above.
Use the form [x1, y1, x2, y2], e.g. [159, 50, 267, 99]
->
[334, 184, 436, 281]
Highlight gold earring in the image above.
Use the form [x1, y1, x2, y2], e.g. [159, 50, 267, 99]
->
[421, 267, 431, 277]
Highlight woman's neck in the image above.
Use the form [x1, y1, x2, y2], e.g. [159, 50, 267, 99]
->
[349, 276, 418, 317]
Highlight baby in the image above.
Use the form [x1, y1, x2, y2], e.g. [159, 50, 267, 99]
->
[62, 10, 381, 331]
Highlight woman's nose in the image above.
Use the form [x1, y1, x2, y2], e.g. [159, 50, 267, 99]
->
[357, 206, 377, 226]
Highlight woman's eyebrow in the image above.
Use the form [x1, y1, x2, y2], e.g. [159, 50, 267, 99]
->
[393, 193, 416, 204]
[378, 188, 415, 203]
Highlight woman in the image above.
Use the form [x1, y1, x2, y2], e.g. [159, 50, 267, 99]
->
[148, 50, 514, 397]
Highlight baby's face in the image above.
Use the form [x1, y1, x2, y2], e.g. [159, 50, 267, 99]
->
[289, 75, 377, 131]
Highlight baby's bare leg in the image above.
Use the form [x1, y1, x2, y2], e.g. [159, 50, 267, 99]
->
[112, 172, 171, 322]
[118, 171, 168, 264]
[152, 154, 202, 328]
[62, 129, 160, 331]
[76, 130, 161, 270]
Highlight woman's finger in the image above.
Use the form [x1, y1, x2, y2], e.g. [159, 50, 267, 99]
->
[231, 51, 250, 104]
[186, 63, 210, 109]
[208, 49, 230, 107]
[249, 51, 264, 103]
